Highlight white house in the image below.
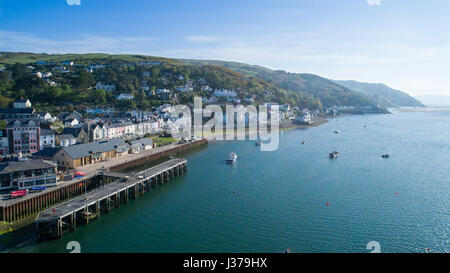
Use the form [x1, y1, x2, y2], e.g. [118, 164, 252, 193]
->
[117, 93, 134, 100]
[213, 89, 237, 98]
[202, 96, 219, 104]
[37, 112, 55, 123]
[39, 129, 55, 150]
[157, 104, 173, 113]
[156, 88, 171, 95]
[56, 134, 77, 147]
[201, 85, 213, 92]
[64, 118, 79, 127]
[176, 85, 194, 92]
[244, 97, 255, 103]
[13, 98, 32, 109]
[96, 82, 116, 92]
[89, 64, 107, 70]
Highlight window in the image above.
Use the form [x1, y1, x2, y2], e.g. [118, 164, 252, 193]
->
[46, 178, 56, 184]
[36, 180, 45, 185]
[24, 181, 35, 187]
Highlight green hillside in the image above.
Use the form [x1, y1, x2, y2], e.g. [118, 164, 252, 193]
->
[0, 52, 307, 112]
[334, 80, 424, 107]
[0, 52, 389, 114]
[179, 59, 380, 108]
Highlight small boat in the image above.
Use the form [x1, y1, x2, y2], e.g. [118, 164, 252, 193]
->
[381, 154, 390, 158]
[283, 248, 292, 253]
[329, 151, 339, 159]
[301, 141, 305, 144]
[226, 152, 238, 164]
[334, 130, 340, 134]
[255, 141, 261, 146]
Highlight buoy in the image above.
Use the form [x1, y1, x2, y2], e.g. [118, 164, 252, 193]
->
[395, 192, 399, 195]
[426, 248, 431, 252]
[326, 202, 330, 206]
[232, 191, 236, 194]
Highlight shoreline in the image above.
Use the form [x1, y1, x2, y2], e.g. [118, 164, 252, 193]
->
[0, 140, 208, 241]
[192, 116, 330, 140]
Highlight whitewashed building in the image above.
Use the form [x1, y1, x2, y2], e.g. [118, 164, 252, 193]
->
[117, 93, 134, 100]
[96, 82, 116, 92]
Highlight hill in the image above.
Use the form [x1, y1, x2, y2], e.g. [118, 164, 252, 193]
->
[0, 52, 308, 112]
[0, 52, 387, 114]
[179, 59, 382, 109]
[334, 80, 424, 107]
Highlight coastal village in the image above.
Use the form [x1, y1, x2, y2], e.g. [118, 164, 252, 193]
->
[0, 57, 362, 238]
[0, 59, 325, 235]
[0, 96, 318, 189]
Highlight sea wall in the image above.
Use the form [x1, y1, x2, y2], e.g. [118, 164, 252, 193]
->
[109, 139, 208, 172]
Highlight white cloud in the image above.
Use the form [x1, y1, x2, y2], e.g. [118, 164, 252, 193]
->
[66, 0, 81, 6]
[366, 0, 381, 6]
[0, 30, 157, 54]
[185, 36, 221, 44]
[0, 30, 448, 96]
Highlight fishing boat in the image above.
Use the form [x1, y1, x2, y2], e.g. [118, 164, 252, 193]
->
[381, 154, 390, 158]
[329, 151, 339, 159]
[226, 152, 238, 164]
[283, 248, 292, 253]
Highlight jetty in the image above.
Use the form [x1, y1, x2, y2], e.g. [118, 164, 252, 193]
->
[0, 139, 207, 224]
[35, 158, 187, 240]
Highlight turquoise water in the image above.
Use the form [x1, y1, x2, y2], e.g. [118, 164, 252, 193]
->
[2, 110, 450, 253]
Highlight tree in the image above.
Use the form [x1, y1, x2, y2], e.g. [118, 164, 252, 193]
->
[72, 70, 95, 89]
[89, 89, 106, 104]
[0, 119, 6, 130]
[0, 95, 12, 108]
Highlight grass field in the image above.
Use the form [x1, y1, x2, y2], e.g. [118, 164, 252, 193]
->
[151, 137, 178, 147]
[0, 52, 179, 65]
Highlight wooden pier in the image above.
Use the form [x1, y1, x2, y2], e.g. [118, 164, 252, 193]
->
[35, 158, 187, 241]
[0, 139, 206, 224]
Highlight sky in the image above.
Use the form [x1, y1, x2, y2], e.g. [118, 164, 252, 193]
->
[0, 0, 449, 96]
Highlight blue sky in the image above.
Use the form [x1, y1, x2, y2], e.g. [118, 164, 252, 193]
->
[0, 0, 449, 96]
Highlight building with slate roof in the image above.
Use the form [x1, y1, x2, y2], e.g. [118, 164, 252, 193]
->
[0, 159, 57, 190]
[52, 138, 128, 169]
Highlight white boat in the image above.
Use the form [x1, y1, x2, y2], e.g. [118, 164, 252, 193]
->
[329, 151, 339, 159]
[226, 152, 238, 164]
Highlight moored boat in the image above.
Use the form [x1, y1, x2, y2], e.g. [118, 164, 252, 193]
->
[329, 151, 339, 159]
[226, 153, 238, 164]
